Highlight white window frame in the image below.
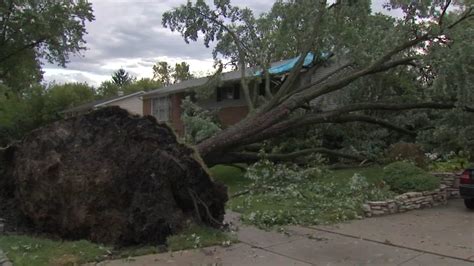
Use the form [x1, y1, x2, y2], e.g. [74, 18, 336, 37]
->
[151, 96, 170, 122]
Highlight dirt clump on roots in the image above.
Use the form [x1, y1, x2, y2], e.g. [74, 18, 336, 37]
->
[0, 106, 227, 245]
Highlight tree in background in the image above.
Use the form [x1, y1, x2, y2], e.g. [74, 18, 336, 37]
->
[111, 68, 134, 87]
[0, 82, 96, 145]
[153, 61, 194, 85]
[122, 78, 162, 94]
[0, 0, 94, 145]
[97, 77, 162, 98]
[0, 0, 94, 93]
[173, 62, 193, 83]
[96, 81, 120, 98]
[44, 82, 96, 118]
[153, 61, 172, 86]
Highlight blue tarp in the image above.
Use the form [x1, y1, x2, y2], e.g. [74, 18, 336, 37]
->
[255, 51, 332, 76]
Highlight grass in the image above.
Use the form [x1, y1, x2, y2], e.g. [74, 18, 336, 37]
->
[210, 165, 251, 195]
[166, 224, 236, 251]
[211, 164, 393, 229]
[0, 235, 110, 266]
[0, 224, 235, 266]
[210, 164, 385, 194]
[331, 165, 384, 184]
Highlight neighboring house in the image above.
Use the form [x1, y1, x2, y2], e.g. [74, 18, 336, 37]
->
[62, 91, 144, 118]
[142, 53, 350, 136]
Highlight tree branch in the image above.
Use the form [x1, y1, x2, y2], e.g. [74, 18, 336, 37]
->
[206, 148, 365, 166]
[262, 49, 312, 112]
[195, 9, 255, 111]
[234, 101, 472, 148]
[438, 0, 452, 26]
[327, 114, 416, 137]
[325, 102, 474, 114]
[0, 0, 15, 45]
[446, 6, 473, 29]
[0, 38, 45, 64]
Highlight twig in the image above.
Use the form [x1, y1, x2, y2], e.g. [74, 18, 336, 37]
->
[230, 189, 250, 198]
[188, 189, 223, 227]
[188, 188, 202, 223]
[438, 0, 452, 26]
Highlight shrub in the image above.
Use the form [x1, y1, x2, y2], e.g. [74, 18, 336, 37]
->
[382, 161, 440, 193]
[427, 151, 471, 172]
[181, 96, 221, 144]
[386, 142, 427, 168]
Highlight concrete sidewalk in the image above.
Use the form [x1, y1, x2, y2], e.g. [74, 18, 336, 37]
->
[97, 200, 473, 265]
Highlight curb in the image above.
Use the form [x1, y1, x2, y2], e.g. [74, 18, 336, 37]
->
[0, 249, 12, 266]
[0, 219, 12, 266]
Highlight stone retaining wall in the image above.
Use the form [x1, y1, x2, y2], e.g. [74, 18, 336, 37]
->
[363, 173, 459, 217]
[0, 249, 12, 266]
[433, 172, 461, 199]
[0, 220, 12, 266]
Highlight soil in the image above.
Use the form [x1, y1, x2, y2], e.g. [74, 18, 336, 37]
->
[0, 106, 228, 245]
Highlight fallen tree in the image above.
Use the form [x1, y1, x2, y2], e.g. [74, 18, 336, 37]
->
[0, 107, 227, 245]
[163, 0, 474, 166]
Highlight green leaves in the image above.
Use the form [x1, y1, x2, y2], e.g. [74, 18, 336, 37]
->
[0, 0, 94, 91]
[231, 160, 393, 228]
[111, 68, 134, 87]
[181, 96, 221, 144]
[152, 61, 193, 86]
[382, 161, 441, 193]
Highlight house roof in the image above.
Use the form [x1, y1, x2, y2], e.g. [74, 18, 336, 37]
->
[142, 52, 333, 99]
[142, 68, 254, 99]
[62, 91, 144, 113]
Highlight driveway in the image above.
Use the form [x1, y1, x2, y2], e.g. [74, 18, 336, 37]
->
[97, 199, 473, 265]
[311, 199, 474, 262]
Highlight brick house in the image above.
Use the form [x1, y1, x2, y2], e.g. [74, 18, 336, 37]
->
[142, 53, 349, 136]
[142, 70, 252, 136]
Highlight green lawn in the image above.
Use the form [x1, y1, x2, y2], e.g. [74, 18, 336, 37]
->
[210, 164, 392, 229]
[0, 235, 109, 266]
[210, 164, 251, 195]
[0, 224, 235, 266]
[210, 164, 385, 194]
[331, 165, 384, 184]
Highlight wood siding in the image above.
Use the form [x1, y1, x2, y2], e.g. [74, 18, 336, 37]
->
[143, 98, 152, 116]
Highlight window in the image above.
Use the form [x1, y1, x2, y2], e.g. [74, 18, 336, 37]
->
[152, 96, 170, 122]
[216, 84, 240, 102]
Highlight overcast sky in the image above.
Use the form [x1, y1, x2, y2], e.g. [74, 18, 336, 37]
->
[43, 0, 398, 87]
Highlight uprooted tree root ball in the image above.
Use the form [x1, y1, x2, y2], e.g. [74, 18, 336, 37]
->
[0, 106, 228, 245]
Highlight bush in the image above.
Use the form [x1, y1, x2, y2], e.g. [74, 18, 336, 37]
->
[382, 162, 440, 194]
[427, 151, 471, 172]
[181, 96, 221, 144]
[386, 142, 427, 168]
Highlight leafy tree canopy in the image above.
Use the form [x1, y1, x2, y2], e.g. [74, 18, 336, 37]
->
[0, 0, 94, 92]
[98, 76, 162, 98]
[153, 61, 194, 86]
[111, 68, 134, 87]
